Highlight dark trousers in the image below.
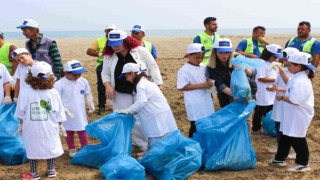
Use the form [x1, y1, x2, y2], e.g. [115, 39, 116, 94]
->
[96, 71, 106, 109]
[188, 121, 196, 138]
[275, 121, 281, 144]
[252, 105, 273, 131]
[275, 132, 309, 166]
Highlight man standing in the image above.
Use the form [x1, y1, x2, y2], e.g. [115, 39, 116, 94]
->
[236, 26, 269, 58]
[86, 24, 116, 115]
[131, 24, 159, 64]
[285, 21, 320, 68]
[16, 19, 63, 79]
[193, 17, 220, 66]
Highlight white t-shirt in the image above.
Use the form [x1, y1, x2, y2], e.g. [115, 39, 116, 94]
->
[55, 77, 91, 131]
[271, 67, 293, 122]
[0, 64, 12, 103]
[255, 61, 278, 106]
[128, 77, 178, 137]
[177, 63, 214, 121]
[14, 87, 66, 159]
[280, 71, 314, 137]
[14, 63, 31, 91]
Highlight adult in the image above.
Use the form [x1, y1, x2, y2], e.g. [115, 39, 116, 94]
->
[86, 24, 116, 115]
[101, 29, 162, 158]
[16, 19, 63, 79]
[285, 21, 320, 68]
[131, 24, 159, 64]
[235, 26, 269, 58]
[193, 17, 220, 66]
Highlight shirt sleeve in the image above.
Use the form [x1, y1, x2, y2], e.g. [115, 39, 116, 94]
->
[14, 90, 27, 119]
[236, 39, 247, 51]
[13, 64, 22, 79]
[287, 80, 306, 104]
[150, 44, 158, 59]
[255, 63, 267, 79]
[128, 83, 148, 113]
[193, 35, 201, 43]
[49, 41, 63, 80]
[1, 65, 12, 83]
[311, 40, 320, 54]
[176, 68, 189, 89]
[52, 90, 67, 122]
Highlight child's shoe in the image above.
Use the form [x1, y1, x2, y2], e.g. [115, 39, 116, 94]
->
[21, 172, 41, 180]
[47, 169, 57, 178]
[287, 152, 296, 160]
[286, 164, 310, 172]
[69, 149, 77, 158]
[268, 159, 286, 167]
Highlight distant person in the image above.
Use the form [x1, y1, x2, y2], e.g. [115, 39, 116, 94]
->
[0, 63, 12, 105]
[235, 26, 269, 58]
[16, 19, 63, 79]
[131, 24, 159, 64]
[86, 24, 116, 115]
[285, 21, 320, 68]
[193, 17, 220, 66]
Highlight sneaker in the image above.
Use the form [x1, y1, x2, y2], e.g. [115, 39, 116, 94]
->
[286, 164, 311, 172]
[69, 149, 77, 158]
[268, 159, 287, 167]
[96, 108, 106, 115]
[21, 172, 41, 180]
[287, 152, 296, 160]
[268, 145, 278, 154]
[251, 130, 263, 135]
[47, 169, 57, 178]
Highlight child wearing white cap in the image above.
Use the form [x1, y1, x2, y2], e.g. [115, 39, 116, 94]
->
[269, 51, 315, 172]
[14, 61, 66, 179]
[54, 60, 95, 158]
[251, 44, 282, 134]
[0, 63, 12, 104]
[177, 43, 215, 137]
[116, 63, 178, 157]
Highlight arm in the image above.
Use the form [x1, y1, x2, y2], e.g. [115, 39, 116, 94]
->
[14, 79, 20, 98]
[4, 82, 10, 97]
[277, 66, 289, 84]
[235, 40, 259, 58]
[9, 45, 18, 76]
[311, 54, 319, 68]
[193, 35, 201, 43]
[101, 56, 115, 99]
[257, 37, 270, 45]
[257, 77, 275, 83]
[49, 41, 63, 80]
[140, 48, 163, 85]
[276, 95, 295, 104]
[86, 40, 102, 57]
[151, 44, 159, 64]
[178, 80, 213, 91]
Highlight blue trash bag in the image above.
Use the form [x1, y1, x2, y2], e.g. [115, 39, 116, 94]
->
[139, 130, 202, 180]
[100, 155, 145, 180]
[193, 101, 256, 171]
[262, 111, 276, 137]
[230, 69, 251, 102]
[231, 55, 265, 69]
[71, 113, 135, 168]
[0, 103, 27, 165]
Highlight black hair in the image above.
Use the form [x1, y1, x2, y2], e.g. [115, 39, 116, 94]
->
[204, 17, 217, 25]
[260, 48, 274, 61]
[291, 63, 315, 79]
[253, 26, 266, 32]
[299, 21, 311, 28]
[133, 72, 151, 92]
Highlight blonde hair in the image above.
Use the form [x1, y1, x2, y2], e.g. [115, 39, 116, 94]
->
[207, 48, 234, 68]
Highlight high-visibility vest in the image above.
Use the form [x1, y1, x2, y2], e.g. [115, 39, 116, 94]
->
[96, 36, 107, 68]
[288, 37, 316, 60]
[244, 37, 265, 54]
[0, 42, 13, 74]
[143, 40, 152, 53]
[197, 31, 220, 66]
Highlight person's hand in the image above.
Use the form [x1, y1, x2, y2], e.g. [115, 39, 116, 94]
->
[257, 37, 269, 45]
[271, 62, 282, 72]
[14, 124, 22, 136]
[10, 77, 16, 90]
[88, 101, 95, 114]
[105, 84, 115, 100]
[266, 85, 276, 91]
[65, 108, 75, 118]
[233, 65, 245, 70]
[59, 125, 67, 137]
[203, 79, 214, 88]
[98, 52, 103, 57]
[3, 96, 12, 104]
[115, 109, 129, 114]
[276, 95, 283, 101]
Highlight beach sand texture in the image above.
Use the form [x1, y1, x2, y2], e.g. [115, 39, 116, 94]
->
[1, 34, 320, 179]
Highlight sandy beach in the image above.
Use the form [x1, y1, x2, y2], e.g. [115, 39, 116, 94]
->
[1, 34, 320, 179]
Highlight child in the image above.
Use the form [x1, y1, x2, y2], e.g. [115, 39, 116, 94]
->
[251, 44, 282, 134]
[14, 61, 66, 179]
[0, 63, 12, 104]
[269, 51, 315, 172]
[54, 60, 95, 157]
[177, 43, 215, 138]
[116, 63, 178, 153]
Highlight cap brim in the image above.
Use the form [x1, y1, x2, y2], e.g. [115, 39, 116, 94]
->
[108, 40, 124, 46]
[68, 68, 87, 74]
[306, 64, 317, 71]
[131, 29, 143, 32]
[216, 48, 233, 53]
[274, 54, 283, 58]
[16, 25, 27, 29]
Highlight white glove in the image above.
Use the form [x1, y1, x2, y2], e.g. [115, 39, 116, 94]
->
[3, 96, 12, 104]
[14, 124, 22, 136]
[115, 109, 129, 114]
[59, 125, 67, 137]
[13, 98, 18, 103]
[65, 108, 75, 118]
[271, 62, 282, 72]
[10, 77, 16, 90]
[85, 93, 95, 114]
[98, 52, 103, 57]
[207, 85, 218, 97]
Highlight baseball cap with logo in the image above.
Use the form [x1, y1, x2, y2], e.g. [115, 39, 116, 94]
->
[63, 60, 87, 74]
[288, 52, 316, 71]
[283, 47, 299, 58]
[266, 44, 283, 58]
[131, 25, 145, 32]
[118, 63, 147, 80]
[11, 48, 30, 59]
[108, 29, 128, 46]
[31, 61, 53, 79]
[17, 19, 39, 29]
[184, 43, 209, 58]
[213, 38, 233, 52]
[105, 24, 116, 30]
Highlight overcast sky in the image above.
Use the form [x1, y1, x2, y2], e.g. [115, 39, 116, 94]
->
[1, 0, 320, 32]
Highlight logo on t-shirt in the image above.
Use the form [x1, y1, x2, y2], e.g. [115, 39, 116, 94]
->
[30, 100, 51, 121]
[80, 90, 85, 94]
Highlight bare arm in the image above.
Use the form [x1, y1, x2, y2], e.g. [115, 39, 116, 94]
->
[178, 80, 213, 91]
[276, 95, 296, 105]
[235, 50, 259, 58]
[4, 82, 10, 96]
[258, 77, 275, 83]
[86, 48, 100, 57]
[222, 87, 233, 96]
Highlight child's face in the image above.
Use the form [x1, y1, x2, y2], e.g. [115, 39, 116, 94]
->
[286, 62, 301, 74]
[188, 53, 204, 65]
[125, 72, 136, 83]
[268, 55, 278, 62]
[217, 52, 231, 62]
[65, 72, 81, 80]
[15, 53, 33, 66]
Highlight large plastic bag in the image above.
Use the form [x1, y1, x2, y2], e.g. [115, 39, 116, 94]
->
[193, 101, 256, 171]
[231, 55, 265, 69]
[0, 103, 27, 165]
[230, 69, 251, 102]
[262, 111, 276, 137]
[139, 130, 202, 180]
[100, 155, 145, 180]
[71, 113, 135, 168]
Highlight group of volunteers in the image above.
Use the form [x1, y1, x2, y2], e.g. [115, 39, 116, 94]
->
[0, 16, 318, 179]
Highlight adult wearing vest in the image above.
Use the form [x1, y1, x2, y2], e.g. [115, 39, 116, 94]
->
[86, 24, 116, 115]
[236, 26, 269, 58]
[193, 17, 220, 66]
[285, 21, 320, 68]
[16, 19, 63, 80]
[131, 24, 159, 64]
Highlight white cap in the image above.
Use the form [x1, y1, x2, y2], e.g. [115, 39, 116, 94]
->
[31, 61, 53, 79]
[105, 24, 116, 30]
[131, 24, 145, 32]
[283, 47, 299, 58]
[11, 48, 29, 59]
[213, 38, 233, 52]
[266, 44, 283, 58]
[118, 63, 147, 79]
[108, 29, 128, 46]
[63, 60, 87, 74]
[186, 43, 208, 55]
[17, 19, 39, 29]
[288, 52, 316, 71]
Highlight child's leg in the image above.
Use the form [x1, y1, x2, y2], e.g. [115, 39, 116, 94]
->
[275, 132, 291, 161]
[188, 121, 196, 138]
[290, 137, 309, 166]
[47, 158, 56, 171]
[275, 122, 281, 144]
[252, 105, 273, 131]
[77, 130, 89, 148]
[29, 159, 38, 174]
[66, 131, 76, 149]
